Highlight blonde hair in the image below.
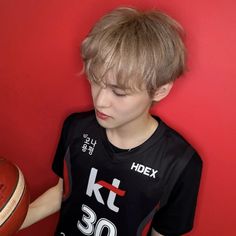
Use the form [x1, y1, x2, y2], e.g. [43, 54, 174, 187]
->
[81, 7, 186, 96]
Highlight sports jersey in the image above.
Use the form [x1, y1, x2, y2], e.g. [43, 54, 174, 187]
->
[52, 110, 202, 236]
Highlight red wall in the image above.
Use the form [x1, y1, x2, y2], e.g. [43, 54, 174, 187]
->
[0, 0, 235, 235]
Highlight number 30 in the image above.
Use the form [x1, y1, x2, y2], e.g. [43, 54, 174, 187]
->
[77, 204, 117, 236]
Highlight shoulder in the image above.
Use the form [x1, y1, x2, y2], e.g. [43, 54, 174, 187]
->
[154, 119, 203, 210]
[64, 110, 96, 124]
[62, 110, 96, 130]
[181, 152, 203, 181]
[155, 117, 203, 186]
[159, 119, 199, 160]
[188, 152, 203, 168]
[59, 110, 97, 144]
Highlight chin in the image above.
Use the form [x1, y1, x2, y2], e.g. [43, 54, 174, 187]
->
[96, 119, 119, 130]
[96, 119, 111, 128]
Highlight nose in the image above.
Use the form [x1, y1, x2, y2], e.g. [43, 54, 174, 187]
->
[94, 87, 111, 108]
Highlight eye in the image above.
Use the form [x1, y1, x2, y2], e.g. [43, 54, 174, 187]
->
[112, 89, 128, 97]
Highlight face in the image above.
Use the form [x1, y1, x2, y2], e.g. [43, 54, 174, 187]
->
[90, 78, 154, 131]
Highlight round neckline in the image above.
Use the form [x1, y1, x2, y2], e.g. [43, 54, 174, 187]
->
[99, 116, 166, 161]
[109, 142, 132, 153]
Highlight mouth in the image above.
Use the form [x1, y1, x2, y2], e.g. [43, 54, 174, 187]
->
[95, 110, 110, 120]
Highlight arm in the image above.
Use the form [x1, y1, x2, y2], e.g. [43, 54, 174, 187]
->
[20, 178, 63, 229]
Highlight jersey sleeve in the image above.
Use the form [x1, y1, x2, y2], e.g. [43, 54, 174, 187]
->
[52, 114, 76, 178]
[151, 152, 203, 236]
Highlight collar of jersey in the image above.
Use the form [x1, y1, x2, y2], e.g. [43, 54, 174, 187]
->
[99, 116, 166, 162]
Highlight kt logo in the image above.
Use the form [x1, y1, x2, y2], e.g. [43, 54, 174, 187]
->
[86, 168, 126, 212]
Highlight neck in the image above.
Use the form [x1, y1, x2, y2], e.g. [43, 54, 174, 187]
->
[106, 114, 158, 149]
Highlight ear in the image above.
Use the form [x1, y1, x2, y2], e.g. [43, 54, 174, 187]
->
[152, 82, 174, 102]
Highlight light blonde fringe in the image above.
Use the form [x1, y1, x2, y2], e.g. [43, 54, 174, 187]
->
[81, 7, 186, 96]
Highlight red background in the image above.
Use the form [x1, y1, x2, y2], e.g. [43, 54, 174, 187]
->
[0, 0, 235, 235]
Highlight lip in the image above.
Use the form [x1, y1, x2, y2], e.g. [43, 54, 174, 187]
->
[96, 110, 110, 120]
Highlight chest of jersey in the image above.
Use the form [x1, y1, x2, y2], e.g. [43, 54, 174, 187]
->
[57, 131, 164, 236]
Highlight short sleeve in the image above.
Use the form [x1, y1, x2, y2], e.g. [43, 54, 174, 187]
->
[52, 114, 76, 178]
[151, 152, 203, 236]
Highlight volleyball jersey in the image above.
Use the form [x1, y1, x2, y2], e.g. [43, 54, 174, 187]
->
[52, 110, 202, 236]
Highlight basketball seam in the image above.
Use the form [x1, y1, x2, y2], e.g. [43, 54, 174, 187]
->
[0, 184, 26, 227]
[0, 168, 25, 227]
[0, 167, 19, 212]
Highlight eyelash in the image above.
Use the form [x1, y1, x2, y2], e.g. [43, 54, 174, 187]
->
[112, 90, 127, 97]
[90, 81, 128, 97]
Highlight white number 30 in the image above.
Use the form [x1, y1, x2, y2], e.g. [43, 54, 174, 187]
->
[77, 204, 117, 236]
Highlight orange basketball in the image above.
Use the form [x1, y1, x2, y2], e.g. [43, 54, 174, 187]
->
[0, 158, 30, 236]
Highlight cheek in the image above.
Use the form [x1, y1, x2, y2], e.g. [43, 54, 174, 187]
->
[113, 98, 147, 114]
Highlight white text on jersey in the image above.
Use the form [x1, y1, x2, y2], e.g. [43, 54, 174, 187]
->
[131, 162, 158, 179]
[81, 134, 97, 155]
[86, 168, 126, 212]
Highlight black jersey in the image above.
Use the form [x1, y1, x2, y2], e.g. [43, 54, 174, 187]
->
[52, 110, 202, 236]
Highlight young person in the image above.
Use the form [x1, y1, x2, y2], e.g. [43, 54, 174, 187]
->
[21, 7, 202, 236]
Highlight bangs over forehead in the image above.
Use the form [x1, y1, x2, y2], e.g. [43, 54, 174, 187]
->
[81, 7, 186, 94]
[82, 13, 149, 91]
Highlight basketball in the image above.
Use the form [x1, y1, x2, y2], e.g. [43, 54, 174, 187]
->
[0, 157, 30, 236]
